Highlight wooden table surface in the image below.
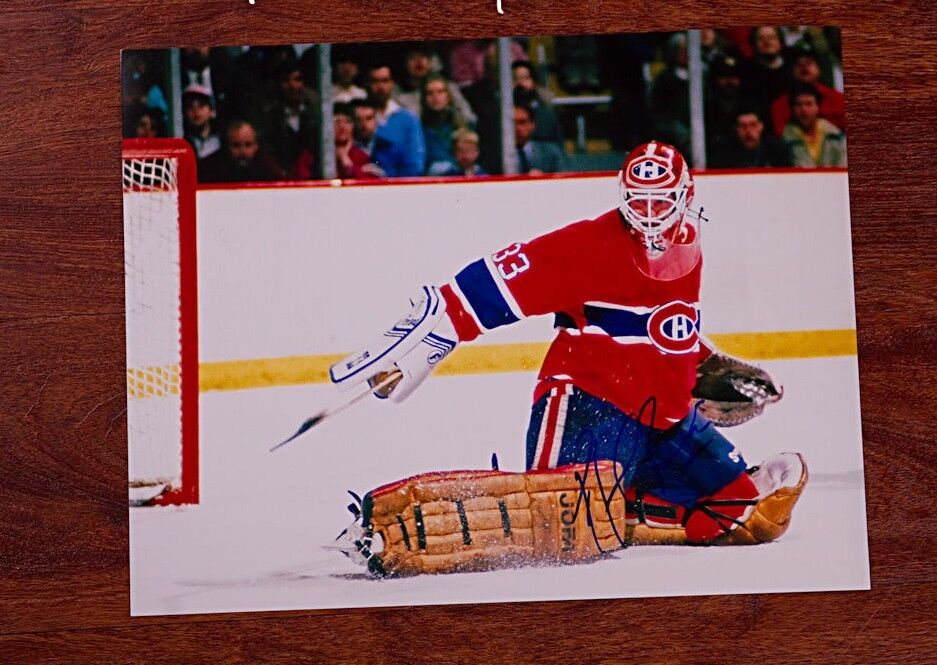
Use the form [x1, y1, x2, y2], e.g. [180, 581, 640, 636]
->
[2, 1, 935, 662]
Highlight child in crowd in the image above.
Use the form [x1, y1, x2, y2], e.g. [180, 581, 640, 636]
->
[182, 84, 221, 161]
[431, 128, 488, 177]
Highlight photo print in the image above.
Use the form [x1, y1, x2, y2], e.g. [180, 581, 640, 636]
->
[121, 28, 867, 616]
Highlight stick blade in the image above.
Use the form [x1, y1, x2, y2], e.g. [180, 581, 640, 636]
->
[269, 412, 325, 452]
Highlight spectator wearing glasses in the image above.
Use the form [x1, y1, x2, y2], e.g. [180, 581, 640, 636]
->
[366, 62, 426, 177]
[291, 103, 380, 180]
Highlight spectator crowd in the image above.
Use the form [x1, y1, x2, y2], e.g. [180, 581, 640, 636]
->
[122, 28, 846, 184]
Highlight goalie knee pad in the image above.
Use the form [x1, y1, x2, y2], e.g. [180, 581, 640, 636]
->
[626, 452, 808, 546]
[684, 472, 760, 542]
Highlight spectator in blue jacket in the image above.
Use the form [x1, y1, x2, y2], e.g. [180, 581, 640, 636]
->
[366, 62, 426, 177]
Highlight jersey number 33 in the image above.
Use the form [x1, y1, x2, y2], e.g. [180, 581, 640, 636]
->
[492, 243, 531, 281]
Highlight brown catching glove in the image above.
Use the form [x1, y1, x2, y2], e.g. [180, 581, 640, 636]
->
[692, 353, 782, 426]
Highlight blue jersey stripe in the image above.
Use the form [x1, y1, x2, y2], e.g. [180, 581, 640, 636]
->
[582, 304, 649, 337]
[573, 304, 701, 339]
[454, 259, 520, 330]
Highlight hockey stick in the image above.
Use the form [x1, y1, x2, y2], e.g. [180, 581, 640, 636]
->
[269, 370, 402, 452]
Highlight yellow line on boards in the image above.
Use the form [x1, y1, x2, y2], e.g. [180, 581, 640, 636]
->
[708, 329, 857, 360]
[199, 353, 346, 392]
[197, 328, 857, 393]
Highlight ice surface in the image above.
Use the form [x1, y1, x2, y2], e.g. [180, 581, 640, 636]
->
[130, 356, 869, 616]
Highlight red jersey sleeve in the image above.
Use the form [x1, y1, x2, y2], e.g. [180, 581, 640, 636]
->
[440, 219, 605, 342]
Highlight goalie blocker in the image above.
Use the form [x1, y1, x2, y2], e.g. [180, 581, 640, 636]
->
[338, 453, 807, 576]
[330, 285, 458, 403]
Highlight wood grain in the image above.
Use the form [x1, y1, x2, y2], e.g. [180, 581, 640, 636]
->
[2, 1, 936, 661]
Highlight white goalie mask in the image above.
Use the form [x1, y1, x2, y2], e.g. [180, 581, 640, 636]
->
[618, 142, 703, 280]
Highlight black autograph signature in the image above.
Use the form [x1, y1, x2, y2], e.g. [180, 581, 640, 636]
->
[564, 396, 712, 555]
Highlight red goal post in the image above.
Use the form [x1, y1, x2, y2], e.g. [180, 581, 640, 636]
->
[122, 139, 199, 505]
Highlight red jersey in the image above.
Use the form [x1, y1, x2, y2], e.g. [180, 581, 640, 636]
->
[440, 209, 706, 427]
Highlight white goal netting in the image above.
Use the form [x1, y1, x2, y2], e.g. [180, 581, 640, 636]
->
[123, 142, 197, 505]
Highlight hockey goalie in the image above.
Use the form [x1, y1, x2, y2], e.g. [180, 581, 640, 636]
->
[328, 142, 807, 576]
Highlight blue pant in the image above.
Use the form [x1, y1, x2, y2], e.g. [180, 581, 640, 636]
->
[525, 384, 746, 508]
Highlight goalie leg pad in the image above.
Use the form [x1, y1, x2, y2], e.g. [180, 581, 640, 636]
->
[349, 462, 631, 576]
[337, 455, 808, 576]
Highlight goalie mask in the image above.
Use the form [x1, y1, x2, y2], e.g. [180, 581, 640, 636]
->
[619, 141, 702, 280]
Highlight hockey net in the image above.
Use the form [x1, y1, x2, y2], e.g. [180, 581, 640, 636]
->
[123, 139, 199, 505]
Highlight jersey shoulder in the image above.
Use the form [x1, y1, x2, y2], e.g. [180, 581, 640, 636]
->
[540, 208, 630, 250]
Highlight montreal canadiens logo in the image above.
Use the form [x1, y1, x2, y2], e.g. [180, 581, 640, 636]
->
[629, 157, 673, 187]
[647, 301, 699, 354]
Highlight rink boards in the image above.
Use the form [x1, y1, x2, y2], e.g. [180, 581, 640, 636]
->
[194, 170, 856, 382]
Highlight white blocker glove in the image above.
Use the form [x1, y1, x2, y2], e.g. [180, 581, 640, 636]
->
[330, 285, 459, 404]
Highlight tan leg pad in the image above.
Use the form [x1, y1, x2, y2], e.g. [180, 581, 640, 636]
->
[363, 462, 630, 575]
[354, 454, 808, 576]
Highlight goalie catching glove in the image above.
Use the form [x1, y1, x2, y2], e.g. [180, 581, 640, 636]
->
[692, 352, 782, 426]
[336, 453, 807, 576]
[329, 286, 457, 403]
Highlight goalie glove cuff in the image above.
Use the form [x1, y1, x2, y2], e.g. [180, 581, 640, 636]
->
[384, 313, 458, 403]
[329, 285, 458, 403]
